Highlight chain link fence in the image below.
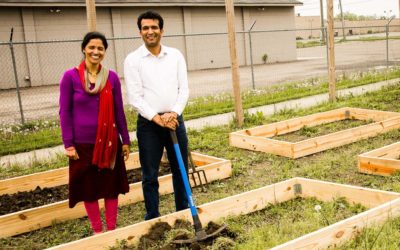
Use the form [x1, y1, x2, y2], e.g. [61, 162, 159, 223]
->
[0, 25, 399, 156]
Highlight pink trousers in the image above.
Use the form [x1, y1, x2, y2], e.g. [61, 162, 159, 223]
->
[84, 198, 118, 233]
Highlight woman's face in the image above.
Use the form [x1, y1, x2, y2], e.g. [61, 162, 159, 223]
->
[83, 38, 105, 65]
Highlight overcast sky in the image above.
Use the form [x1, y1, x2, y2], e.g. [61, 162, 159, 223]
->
[296, 0, 400, 18]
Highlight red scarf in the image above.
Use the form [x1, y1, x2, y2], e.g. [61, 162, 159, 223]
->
[78, 61, 118, 169]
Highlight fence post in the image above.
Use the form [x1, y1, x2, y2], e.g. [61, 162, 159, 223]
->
[386, 24, 389, 69]
[248, 20, 256, 90]
[386, 16, 395, 70]
[9, 28, 25, 124]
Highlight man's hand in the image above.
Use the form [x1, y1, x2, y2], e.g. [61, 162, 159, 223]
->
[161, 112, 178, 130]
[122, 144, 130, 161]
[65, 146, 79, 160]
[152, 113, 179, 130]
[151, 114, 165, 127]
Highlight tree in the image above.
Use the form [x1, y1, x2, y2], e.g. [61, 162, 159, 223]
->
[335, 11, 377, 21]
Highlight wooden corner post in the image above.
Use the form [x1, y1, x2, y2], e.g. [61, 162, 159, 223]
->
[86, 0, 97, 31]
[224, 0, 244, 126]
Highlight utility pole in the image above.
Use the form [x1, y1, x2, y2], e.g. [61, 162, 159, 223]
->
[319, 0, 326, 43]
[86, 0, 97, 31]
[338, 0, 346, 40]
[327, 0, 336, 102]
[224, 0, 244, 126]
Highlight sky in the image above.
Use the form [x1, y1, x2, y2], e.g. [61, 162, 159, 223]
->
[296, 0, 400, 18]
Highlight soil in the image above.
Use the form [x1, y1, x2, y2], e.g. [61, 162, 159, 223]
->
[134, 220, 237, 250]
[0, 162, 171, 215]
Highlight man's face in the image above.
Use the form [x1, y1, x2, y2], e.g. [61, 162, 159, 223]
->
[140, 19, 163, 48]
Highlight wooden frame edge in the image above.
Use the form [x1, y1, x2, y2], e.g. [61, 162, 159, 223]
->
[47, 177, 400, 250]
[358, 142, 400, 176]
[229, 108, 400, 158]
[48, 178, 299, 250]
[0, 157, 232, 238]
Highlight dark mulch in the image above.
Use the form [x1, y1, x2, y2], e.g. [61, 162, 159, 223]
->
[0, 162, 171, 215]
[134, 220, 237, 250]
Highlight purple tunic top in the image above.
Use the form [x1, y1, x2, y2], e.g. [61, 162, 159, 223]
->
[59, 68, 130, 148]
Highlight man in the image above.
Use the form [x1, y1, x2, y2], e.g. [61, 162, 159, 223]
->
[124, 10, 190, 220]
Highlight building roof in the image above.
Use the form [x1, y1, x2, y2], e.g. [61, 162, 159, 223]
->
[1, 0, 302, 7]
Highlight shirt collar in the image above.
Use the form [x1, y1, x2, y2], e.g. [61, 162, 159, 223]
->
[140, 44, 168, 58]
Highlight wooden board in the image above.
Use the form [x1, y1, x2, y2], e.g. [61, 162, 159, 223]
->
[0, 154, 231, 238]
[47, 177, 400, 250]
[230, 107, 400, 158]
[0, 151, 205, 195]
[0, 152, 140, 195]
[358, 142, 400, 176]
[48, 178, 299, 250]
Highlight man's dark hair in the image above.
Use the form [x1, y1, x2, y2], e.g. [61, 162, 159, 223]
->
[137, 10, 164, 30]
[81, 31, 108, 51]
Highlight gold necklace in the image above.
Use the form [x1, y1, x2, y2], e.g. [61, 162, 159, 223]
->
[87, 71, 98, 77]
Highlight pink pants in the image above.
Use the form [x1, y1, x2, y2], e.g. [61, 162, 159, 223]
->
[84, 198, 118, 233]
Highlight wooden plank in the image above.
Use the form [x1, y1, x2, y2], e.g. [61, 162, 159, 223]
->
[272, 197, 400, 250]
[358, 156, 400, 176]
[359, 142, 400, 158]
[48, 178, 299, 250]
[292, 122, 385, 158]
[293, 117, 400, 158]
[230, 108, 400, 159]
[244, 108, 347, 137]
[297, 178, 400, 208]
[229, 132, 293, 158]
[358, 142, 400, 176]
[0, 168, 68, 196]
[49, 178, 400, 250]
[0, 151, 223, 195]
[0, 156, 232, 238]
[0, 152, 140, 195]
[349, 107, 400, 121]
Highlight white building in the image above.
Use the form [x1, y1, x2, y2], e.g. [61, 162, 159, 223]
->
[0, 0, 301, 88]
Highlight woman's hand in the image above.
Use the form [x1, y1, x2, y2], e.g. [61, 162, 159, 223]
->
[122, 144, 130, 161]
[65, 146, 79, 160]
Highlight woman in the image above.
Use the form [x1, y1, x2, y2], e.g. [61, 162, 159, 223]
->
[59, 31, 130, 234]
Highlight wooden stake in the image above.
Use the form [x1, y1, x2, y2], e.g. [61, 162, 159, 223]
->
[85, 0, 97, 31]
[224, 0, 244, 126]
[327, 0, 336, 102]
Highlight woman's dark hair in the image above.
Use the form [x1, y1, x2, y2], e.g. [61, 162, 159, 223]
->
[81, 31, 108, 51]
[137, 11, 164, 30]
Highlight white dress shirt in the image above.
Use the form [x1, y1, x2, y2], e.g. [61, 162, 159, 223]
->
[124, 44, 189, 121]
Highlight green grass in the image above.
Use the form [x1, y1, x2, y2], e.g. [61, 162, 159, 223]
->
[231, 197, 365, 249]
[338, 216, 400, 249]
[2, 83, 400, 248]
[1, 67, 399, 157]
[296, 40, 324, 48]
[274, 119, 372, 142]
[296, 36, 400, 48]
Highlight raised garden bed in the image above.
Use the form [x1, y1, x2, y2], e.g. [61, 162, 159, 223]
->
[229, 107, 400, 158]
[48, 177, 400, 250]
[0, 164, 168, 215]
[0, 152, 141, 195]
[358, 141, 400, 176]
[0, 152, 231, 238]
